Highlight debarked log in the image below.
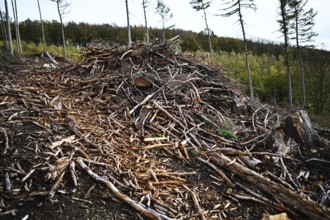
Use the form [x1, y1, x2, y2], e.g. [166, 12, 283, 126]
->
[215, 153, 330, 220]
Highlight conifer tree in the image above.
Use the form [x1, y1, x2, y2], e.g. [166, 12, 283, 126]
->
[221, 0, 256, 98]
[155, 0, 173, 43]
[190, 0, 213, 62]
[278, 0, 294, 108]
[289, 0, 317, 108]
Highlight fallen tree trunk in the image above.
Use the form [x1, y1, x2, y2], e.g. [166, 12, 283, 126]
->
[215, 153, 330, 220]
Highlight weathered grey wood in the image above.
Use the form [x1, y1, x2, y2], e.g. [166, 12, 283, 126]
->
[284, 110, 329, 149]
[217, 153, 330, 220]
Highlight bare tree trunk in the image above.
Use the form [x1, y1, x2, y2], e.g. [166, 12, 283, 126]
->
[162, 14, 165, 43]
[14, 0, 22, 55]
[4, 0, 14, 56]
[0, 10, 9, 51]
[11, 0, 22, 56]
[142, 0, 149, 45]
[56, 2, 66, 59]
[285, 42, 292, 108]
[37, 0, 47, 53]
[280, 1, 293, 108]
[295, 12, 306, 108]
[297, 45, 306, 108]
[125, 0, 131, 47]
[238, 2, 253, 98]
[201, 0, 212, 63]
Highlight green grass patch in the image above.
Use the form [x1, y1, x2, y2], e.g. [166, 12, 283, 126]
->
[217, 129, 237, 140]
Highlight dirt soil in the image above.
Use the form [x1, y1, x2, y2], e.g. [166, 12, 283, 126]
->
[0, 44, 329, 220]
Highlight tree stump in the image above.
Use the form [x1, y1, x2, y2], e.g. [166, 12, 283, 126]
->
[283, 110, 329, 149]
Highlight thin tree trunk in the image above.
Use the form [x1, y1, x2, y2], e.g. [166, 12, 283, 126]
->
[142, 0, 149, 45]
[125, 0, 131, 47]
[285, 42, 292, 108]
[280, 1, 293, 108]
[297, 45, 306, 108]
[202, 0, 212, 63]
[37, 0, 47, 53]
[294, 12, 306, 108]
[14, 0, 21, 55]
[11, 0, 22, 56]
[162, 15, 165, 43]
[0, 10, 9, 51]
[56, 2, 66, 59]
[238, 1, 253, 98]
[4, 0, 14, 56]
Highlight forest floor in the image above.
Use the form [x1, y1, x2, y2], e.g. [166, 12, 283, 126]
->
[0, 43, 330, 220]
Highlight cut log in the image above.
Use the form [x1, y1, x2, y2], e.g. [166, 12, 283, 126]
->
[45, 51, 59, 66]
[216, 153, 330, 220]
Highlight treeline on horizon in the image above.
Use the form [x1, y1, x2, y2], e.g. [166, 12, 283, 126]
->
[0, 19, 301, 55]
[2, 19, 330, 118]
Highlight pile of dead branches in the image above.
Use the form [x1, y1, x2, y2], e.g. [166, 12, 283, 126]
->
[1, 40, 329, 220]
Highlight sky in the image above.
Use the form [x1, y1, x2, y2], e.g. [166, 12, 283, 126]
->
[3, 0, 330, 51]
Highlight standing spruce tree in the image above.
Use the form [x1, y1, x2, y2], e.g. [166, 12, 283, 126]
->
[289, 0, 317, 108]
[221, 0, 256, 98]
[50, 0, 70, 59]
[125, 0, 131, 47]
[278, 0, 294, 108]
[155, 0, 173, 43]
[190, 0, 213, 62]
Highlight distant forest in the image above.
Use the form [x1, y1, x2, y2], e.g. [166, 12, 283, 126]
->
[1, 19, 330, 118]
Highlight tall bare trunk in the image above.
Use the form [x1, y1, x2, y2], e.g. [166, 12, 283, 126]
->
[285, 42, 292, 108]
[294, 14, 306, 108]
[142, 0, 149, 44]
[202, 0, 212, 63]
[280, 1, 293, 108]
[4, 0, 14, 56]
[11, 0, 22, 56]
[297, 46, 306, 108]
[37, 0, 47, 53]
[56, 2, 66, 59]
[238, 1, 253, 98]
[125, 0, 131, 47]
[0, 10, 9, 51]
[14, 0, 22, 55]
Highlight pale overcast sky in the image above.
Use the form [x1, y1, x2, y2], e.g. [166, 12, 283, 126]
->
[4, 0, 330, 51]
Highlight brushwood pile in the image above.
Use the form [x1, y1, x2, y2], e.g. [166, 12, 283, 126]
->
[0, 40, 329, 220]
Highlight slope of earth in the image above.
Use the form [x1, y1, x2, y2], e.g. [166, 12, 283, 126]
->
[0, 42, 329, 220]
